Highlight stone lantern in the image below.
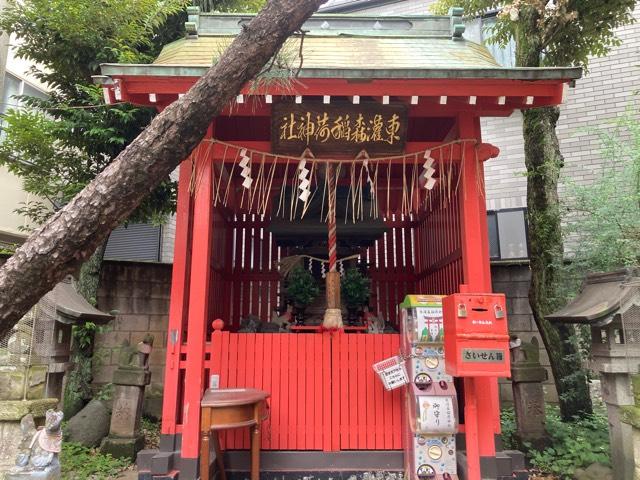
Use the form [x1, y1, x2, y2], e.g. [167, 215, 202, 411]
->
[546, 268, 640, 480]
[0, 276, 112, 477]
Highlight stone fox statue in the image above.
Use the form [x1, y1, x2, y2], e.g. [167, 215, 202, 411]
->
[8, 409, 64, 480]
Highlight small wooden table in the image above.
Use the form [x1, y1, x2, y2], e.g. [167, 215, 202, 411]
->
[200, 388, 270, 480]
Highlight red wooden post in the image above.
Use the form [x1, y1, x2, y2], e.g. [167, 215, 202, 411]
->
[181, 145, 215, 467]
[161, 158, 193, 437]
[458, 114, 501, 472]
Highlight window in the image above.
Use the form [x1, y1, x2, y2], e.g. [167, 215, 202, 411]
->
[487, 208, 529, 260]
[1, 72, 22, 115]
[1, 72, 49, 138]
[104, 223, 162, 262]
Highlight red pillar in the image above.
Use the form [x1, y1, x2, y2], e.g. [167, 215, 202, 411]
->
[457, 114, 501, 462]
[181, 147, 215, 474]
[161, 159, 193, 439]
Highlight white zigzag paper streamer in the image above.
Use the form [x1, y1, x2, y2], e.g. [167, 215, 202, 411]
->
[239, 148, 252, 189]
[422, 150, 436, 190]
[298, 159, 311, 202]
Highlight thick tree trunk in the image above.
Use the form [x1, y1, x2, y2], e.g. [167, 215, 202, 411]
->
[515, 5, 592, 420]
[0, 0, 327, 338]
[523, 106, 593, 420]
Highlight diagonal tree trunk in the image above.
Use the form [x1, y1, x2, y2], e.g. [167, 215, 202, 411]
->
[0, 0, 327, 338]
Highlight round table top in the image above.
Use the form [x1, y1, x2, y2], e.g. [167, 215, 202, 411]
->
[201, 388, 270, 408]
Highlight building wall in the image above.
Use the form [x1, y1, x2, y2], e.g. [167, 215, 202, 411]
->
[0, 35, 50, 245]
[483, 5, 640, 206]
[320, 0, 432, 14]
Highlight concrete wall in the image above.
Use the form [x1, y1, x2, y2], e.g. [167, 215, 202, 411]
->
[93, 261, 172, 389]
[491, 263, 558, 404]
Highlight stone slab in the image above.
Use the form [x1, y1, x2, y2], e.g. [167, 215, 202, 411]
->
[0, 399, 58, 421]
[113, 368, 151, 387]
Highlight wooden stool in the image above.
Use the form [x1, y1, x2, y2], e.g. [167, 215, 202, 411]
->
[200, 388, 270, 480]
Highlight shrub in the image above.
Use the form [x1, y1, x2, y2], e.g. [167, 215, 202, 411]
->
[501, 405, 610, 480]
[60, 442, 130, 480]
[284, 266, 319, 308]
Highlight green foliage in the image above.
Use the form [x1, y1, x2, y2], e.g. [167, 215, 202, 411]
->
[341, 268, 371, 309]
[526, 407, 610, 479]
[499, 407, 518, 450]
[60, 442, 131, 480]
[194, 0, 266, 13]
[0, 89, 176, 229]
[284, 266, 319, 308]
[94, 383, 114, 402]
[73, 322, 98, 351]
[141, 416, 161, 449]
[500, 406, 610, 479]
[561, 104, 640, 293]
[0, 0, 184, 230]
[0, 0, 189, 88]
[430, 0, 636, 70]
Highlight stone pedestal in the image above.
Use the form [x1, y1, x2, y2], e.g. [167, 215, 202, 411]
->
[100, 337, 153, 461]
[510, 337, 547, 445]
[0, 399, 58, 477]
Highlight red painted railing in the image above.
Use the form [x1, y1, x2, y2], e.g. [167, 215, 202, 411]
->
[178, 331, 402, 451]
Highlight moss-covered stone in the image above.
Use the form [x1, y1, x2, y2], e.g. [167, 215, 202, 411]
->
[99, 435, 144, 461]
[0, 365, 49, 401]
[621, 405, 640, 428]
[0, 398, 58, 421]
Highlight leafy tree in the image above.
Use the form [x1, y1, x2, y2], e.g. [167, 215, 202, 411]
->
[0, 0, 188, 416]
[0, 0, 319, 415]
[561, 103, 640, 290]
[432, 0, 635, 419]
[195, 0, 266, 12]
[0, 0, 327, 336]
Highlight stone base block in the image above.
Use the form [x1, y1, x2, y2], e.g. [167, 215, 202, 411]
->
[100, 435, 145, 461]
[322, 308, 343, 329]
[5, 464, 61, 480]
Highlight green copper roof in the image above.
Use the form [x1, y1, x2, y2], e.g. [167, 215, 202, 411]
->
[154, 34, 501, 70]
[154, 12, 500, 70]
[98, 11, 581, 82]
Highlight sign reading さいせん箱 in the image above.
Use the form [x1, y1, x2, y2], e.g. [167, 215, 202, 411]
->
[271, 102, 408, 156]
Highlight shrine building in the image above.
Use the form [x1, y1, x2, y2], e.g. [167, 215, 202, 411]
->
[96, 8, 580, 480]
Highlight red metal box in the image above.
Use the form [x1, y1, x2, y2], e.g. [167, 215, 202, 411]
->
[442, 293, 510, 377]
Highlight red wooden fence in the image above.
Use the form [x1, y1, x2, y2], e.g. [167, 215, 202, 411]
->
[414, 174, 463, 296]
[186, 331, 402, 451]
[217, 214, 281, 330]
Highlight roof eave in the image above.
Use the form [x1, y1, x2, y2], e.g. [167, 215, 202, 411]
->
[98, 63, 582, 82]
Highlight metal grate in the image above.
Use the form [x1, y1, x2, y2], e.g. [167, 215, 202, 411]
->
[622, 303, 640, 344]
[0, 290, 59, 368]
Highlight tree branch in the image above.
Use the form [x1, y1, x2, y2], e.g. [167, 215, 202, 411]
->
[0, 0, 327, 337]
